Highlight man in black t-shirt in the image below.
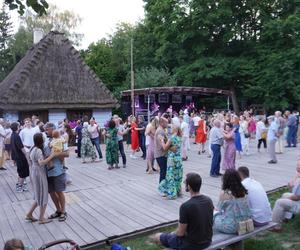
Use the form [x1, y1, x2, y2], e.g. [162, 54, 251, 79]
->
[152, 173, 214, 250]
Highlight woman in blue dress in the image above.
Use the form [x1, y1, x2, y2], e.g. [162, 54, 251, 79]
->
[233, 117, 242, 158]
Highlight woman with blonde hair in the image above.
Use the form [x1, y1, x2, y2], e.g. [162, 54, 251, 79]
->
[158, 125, 183, 199]
[145, 117, 159, 173]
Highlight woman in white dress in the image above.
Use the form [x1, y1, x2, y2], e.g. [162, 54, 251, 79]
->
[239, 115, 250, 155]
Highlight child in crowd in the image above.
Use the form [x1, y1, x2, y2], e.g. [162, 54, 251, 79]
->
[49, 130, 65, 169]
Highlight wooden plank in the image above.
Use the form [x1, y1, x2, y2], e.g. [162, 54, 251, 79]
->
[0, 139, 297, 249]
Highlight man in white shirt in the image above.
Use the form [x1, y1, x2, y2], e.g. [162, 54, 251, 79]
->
[19, 118, 36, 152]
[267, 116, 279, 164]
[88, 118, 103, 160]
[238, 166, 272, 226]
[179, 116, 189, 161]
[275, 111, 285, 154]
[0, 118, 7, 170]
[256, 117, 267, 153]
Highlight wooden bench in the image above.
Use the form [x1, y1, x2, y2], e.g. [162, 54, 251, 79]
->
[165, 222, 277, 250]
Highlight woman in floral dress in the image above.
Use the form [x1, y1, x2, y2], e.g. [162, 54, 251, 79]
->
[81, 122, 97, 163]
[214, 169, 251, 234]
[105, 119, 119, 170]
[158, 126, 183, 199]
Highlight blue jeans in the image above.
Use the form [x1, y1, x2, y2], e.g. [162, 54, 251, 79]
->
[91, 137, 103, 158]
[287, 126, 297, 146]
[118, 141, 126, 165]
[160, 233, 210, 250]
[210, 144, 221, 175]
[156, 156, 167, 183]
[139, 135, 146, 158]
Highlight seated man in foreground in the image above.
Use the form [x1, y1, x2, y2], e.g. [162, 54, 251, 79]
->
[238, 166, 272, 226]
[151, 172, 214, 250]
[272, 161, 300, 232]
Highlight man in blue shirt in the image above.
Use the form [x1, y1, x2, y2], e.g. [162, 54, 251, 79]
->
[285, 110, 298, 147]
[209, 120, 223, 177]
[44, 122, 69, 222]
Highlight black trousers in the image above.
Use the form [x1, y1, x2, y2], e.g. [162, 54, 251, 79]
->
[258, 139, 267, 149]
[156, 156, 167, 183]
[77, 139, 82, 157]
[118, 141, 126, 165]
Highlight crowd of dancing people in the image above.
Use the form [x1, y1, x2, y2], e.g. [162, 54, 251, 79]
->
[0, 107, 299, 236]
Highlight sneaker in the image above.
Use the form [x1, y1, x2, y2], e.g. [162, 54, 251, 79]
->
[16, 184, 23, 193]
[268, 160, 277, 164]
[22, 183, 28, 192]
[123, 165, 127, 168]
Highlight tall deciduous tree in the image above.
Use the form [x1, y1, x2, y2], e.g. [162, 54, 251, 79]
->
[21, 4, 83, 46]
[4, 0, 48, 16]
[0, 3, 13, 81]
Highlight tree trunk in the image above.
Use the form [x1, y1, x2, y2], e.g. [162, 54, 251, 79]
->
[230, 84, 240, 114]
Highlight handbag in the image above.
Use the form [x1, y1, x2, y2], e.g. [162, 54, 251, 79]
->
[244, 133, 250, 138]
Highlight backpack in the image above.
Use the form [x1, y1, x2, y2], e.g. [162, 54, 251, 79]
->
[110, 243, 128, 250]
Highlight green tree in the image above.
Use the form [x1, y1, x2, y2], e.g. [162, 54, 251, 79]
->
[4, 0, 48, 16]
[133, 66, 177, 88]
[246, 5, 300, 110]
[21, 4, 83, 46]
[5, 3, 83, 76]
[0, 3, 13, 81]
[83, 39, 116, 90]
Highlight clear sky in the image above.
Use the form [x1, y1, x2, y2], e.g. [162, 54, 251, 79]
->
[4, 0, 145, 48]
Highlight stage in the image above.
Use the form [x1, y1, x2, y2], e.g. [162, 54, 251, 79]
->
[0, 140, 297, 249]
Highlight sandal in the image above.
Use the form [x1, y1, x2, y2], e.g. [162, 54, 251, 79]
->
[39, 219, 52, 224]
[25, 216, 38, 222]
[58, 212, 67, 222]
[48, 211, 61, 219]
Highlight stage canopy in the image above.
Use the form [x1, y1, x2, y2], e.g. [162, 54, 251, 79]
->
[121, 86, 232, 97]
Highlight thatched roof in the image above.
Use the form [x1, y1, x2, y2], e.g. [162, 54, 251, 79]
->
[0, 31, 118, 111]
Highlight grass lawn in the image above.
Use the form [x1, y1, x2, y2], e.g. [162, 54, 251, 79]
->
[104, 188, 300, 250]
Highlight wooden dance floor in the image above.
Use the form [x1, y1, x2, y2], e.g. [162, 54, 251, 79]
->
[0, 141, 298, 249]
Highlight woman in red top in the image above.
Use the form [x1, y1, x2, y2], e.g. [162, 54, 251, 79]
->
[195, 115, 207, 154]
[130, 116, 139, 158]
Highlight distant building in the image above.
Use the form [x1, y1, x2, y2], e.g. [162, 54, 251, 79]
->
[0, 31, 118, 126]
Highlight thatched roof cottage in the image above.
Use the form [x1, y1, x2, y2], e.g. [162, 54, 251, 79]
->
[0, 30, 118, 126]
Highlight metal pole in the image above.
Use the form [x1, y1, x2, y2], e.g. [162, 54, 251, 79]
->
[130, 38, 135, 116]
[227, 96, 230, 111]
[147, 94, 150, 123]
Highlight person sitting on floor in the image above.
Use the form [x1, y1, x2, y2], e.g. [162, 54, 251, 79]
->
[238, 166, 272, 226]
[214, 169, 252, 234]
[151, 172, 214, 250]
[272, 161, 300, 232]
